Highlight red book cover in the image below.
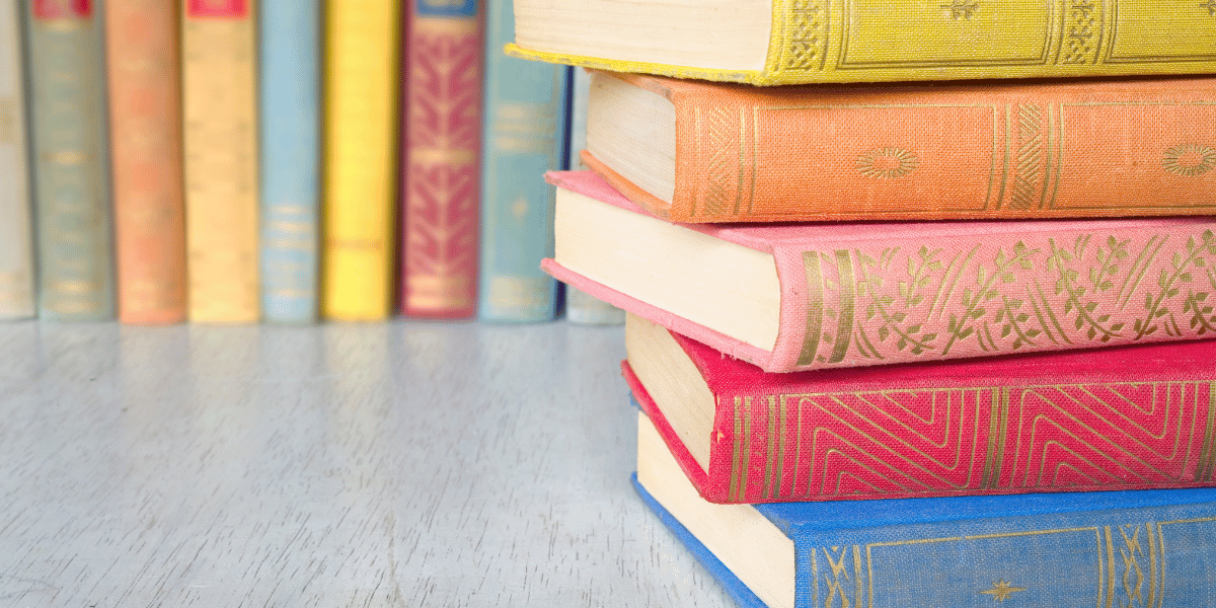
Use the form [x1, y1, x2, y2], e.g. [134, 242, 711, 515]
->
[626, 317, 1216, 504]
[400, 0, 482, 318]
[106, 0, 187, 324]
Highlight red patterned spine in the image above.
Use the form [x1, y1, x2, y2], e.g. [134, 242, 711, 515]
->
[400, 0, 482, 318]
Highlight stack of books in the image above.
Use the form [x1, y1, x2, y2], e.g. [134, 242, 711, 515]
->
[510, 1, 1216, 605]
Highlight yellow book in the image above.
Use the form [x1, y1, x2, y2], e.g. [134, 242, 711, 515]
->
[510, 0, 1216, 85]
[322, 0, 401, 321]
[181, 0, 260, 322]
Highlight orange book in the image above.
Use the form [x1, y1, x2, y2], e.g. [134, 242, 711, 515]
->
[584, 71, 1216, 223]
[106, 0, 187, 324]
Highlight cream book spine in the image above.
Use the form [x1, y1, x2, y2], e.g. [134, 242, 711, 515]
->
[0, 0, 33, 319]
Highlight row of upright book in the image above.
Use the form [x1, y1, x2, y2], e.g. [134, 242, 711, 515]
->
[510, 1, 1216, 606]
[0, 0, 623, 326]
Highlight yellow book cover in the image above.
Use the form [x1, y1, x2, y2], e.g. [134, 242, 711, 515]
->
[181, 0, 260, 323]
[322, 0, 402, 321]
[509, 0, 1216, 85]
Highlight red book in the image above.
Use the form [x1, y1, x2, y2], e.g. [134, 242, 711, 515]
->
[625, 314, 1216, 504]
[400, 0, 482, 318]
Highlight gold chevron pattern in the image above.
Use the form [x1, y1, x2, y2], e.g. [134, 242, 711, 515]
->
[1010, 104, 1045, 211]
[725, 382, 1216, 501]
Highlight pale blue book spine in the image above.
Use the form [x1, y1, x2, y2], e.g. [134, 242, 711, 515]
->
[26, 0, 114, 321]
[259, 0, 320, 324]
[478, 0, 570, 322]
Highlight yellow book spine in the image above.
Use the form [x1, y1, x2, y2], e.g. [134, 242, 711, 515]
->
[508, 0, 1216, 85]
[181, 1, 260, 323]
[322, 0, 402, 321]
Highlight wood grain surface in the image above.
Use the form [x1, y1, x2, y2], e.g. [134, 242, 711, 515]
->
[0, 321, 735, 607]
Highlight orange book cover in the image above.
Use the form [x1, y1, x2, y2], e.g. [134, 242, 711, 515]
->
[107, 0, 187, 324]
[586, 71, 1216, 223]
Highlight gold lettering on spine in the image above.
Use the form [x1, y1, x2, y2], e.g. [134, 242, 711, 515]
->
[799, 251, 826, 366]
[828, 250, 856, 363]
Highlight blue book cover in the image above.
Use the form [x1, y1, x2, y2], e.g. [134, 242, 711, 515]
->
[259, 0, 320, 323]
[477, 0, 570, 322]
[635, 412, 1216, 608]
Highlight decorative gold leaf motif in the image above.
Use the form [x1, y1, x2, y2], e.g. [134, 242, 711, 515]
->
[856, 147, 919, 180]
[783, 0, 829, 70]
[941, 0, 981, 20]
[1062, 0, 1101, 64]
[1162, 144, 1216, 177]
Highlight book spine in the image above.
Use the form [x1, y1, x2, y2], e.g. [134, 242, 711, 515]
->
[510, 2, 1216, 86]
[626, 75, 1216, 223]
[401, 0, 481, 319]
[477, 0, 566, 322]
[563, 67, 623, 326]
[260, 0, 319, 323]
[0, 0, 34, 320]
[765, 221, 1216, 372]
[106, 0, 187, 325]
[181, 0, 259, 323]
[321, 0, 400, 321]
[26, 0, 114, 321]
[633, 473, 1216, 608]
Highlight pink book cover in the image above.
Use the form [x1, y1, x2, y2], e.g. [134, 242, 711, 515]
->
[625, 328, 1216, 504]
[545, 170, 1216, 372]
[400, 0, 481, 319]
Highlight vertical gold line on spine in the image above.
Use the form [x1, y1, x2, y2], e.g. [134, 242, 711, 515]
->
[1208, 383, 1216, 481]
[1105, 527, 1116, 608]
[693, 107, 702, 217]
[852, 545, 863, 608]
[1038, 104, 1053, 210]
[1195, 383, 1214, 482]
[986, 105, 998, 211]
[742, 397, 752, 500]
[733, 107, 745, 215]
[1096, 526, 1105, 608]
[748, 106, 759, 215]
[1048, 103, 1064, 209]
[812, 546, 819, 608]
[764, 396, 777, 499]
[994, 387, 1011, 488]
[867, 546, 875, 608]
[995, 105, 1011, 211]
[827, 250, 855, 363]
[1102, 0, 1116, 64]
[777, 397, 787, 499]
[798, 251, 826, 366]
[731, 396, 743, 501]
[820, 0, 831, 71]
[982, 388, 1001, 489]
[1146, 523, 1158, 608]
[1155, 522, 1166, 608]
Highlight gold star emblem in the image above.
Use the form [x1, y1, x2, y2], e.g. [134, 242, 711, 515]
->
[980, 580, 1026, 602]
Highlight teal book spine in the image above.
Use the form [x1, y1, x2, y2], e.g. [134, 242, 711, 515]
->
[259, 0, 320, 324]
[26, 0, 114, 321]
[0, 0, 34, 320]
[477, 0, 569, 322]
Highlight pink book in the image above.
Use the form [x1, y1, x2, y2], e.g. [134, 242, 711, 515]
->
[625, 316, 1216, 504]
[545, 170, 1216, 372]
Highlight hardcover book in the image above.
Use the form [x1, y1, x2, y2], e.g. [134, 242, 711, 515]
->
[322, 0, 400, 321]
[401, 0, 481, 319]
[107, 0, 187, 324]
[564, 66, 623, 326]
[0, 0, 33, 320]
[181, 0, 260, 323]
[545, 171, 1216, 372]
[26, 0, 115, 321]
[626, 313, 1216, 504]
[510, 0, 1216, 86]
[585, 71, 1216, 223]
[261, 0, 320, 323]
[635, 410, 1216, 608]
[478, 0, 569, 323]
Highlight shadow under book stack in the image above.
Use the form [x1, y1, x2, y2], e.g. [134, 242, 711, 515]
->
[511, 2, 1216, 606]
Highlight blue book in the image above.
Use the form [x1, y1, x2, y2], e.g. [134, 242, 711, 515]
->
[635, 411, 1216, 608]
[478, 0, 571, 322]
[259, 0, 321, 323]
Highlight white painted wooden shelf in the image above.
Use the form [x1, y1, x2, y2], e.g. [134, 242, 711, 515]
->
[0, 321, 735, 607]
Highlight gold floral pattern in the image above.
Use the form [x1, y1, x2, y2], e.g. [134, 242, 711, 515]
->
[1163, 144, 1216, 177]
